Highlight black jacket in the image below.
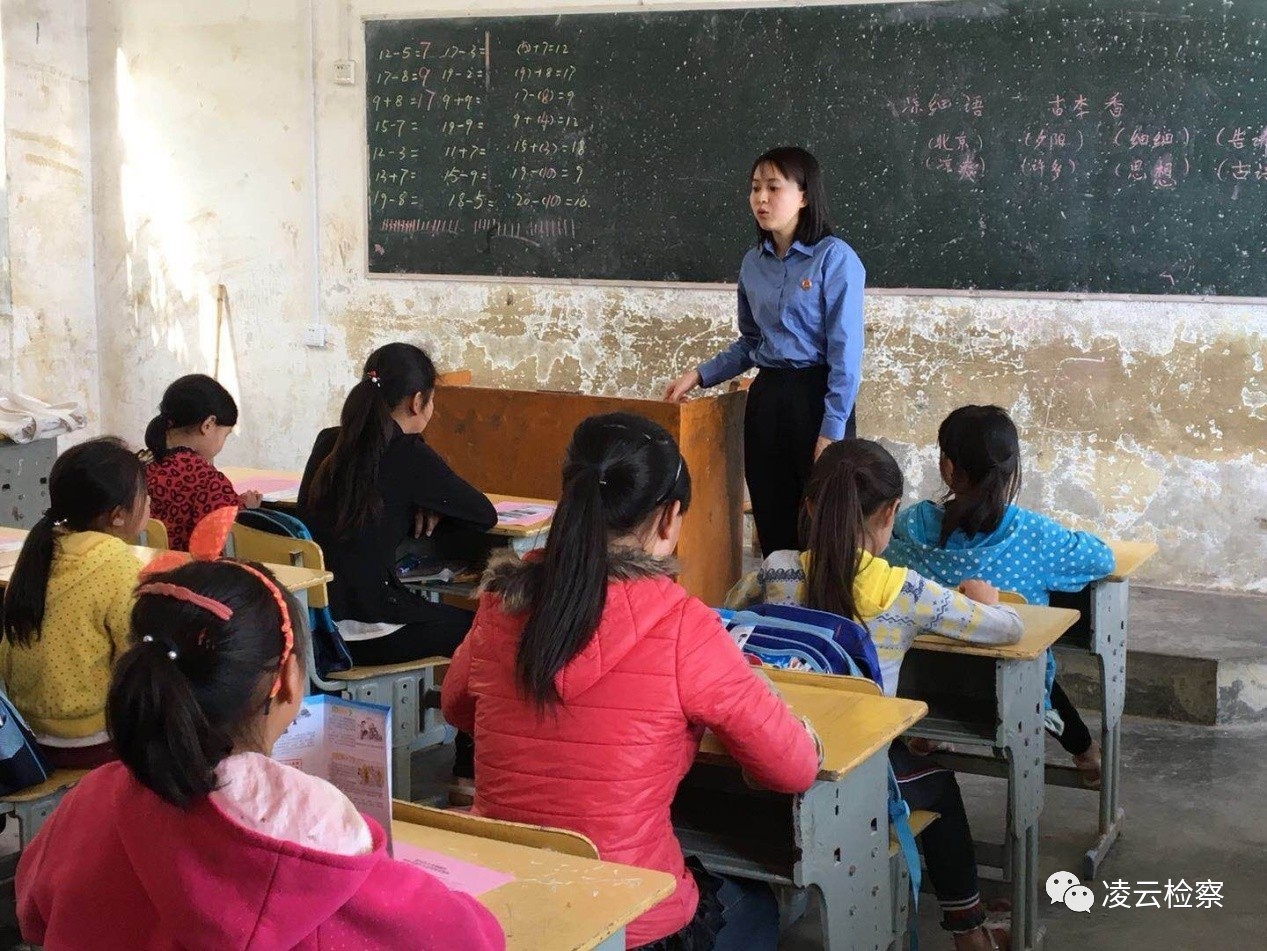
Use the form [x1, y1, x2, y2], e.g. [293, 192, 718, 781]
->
[297, 424, 497, 623]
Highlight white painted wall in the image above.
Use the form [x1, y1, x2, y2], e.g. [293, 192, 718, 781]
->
[2, 0, 99, 414]
[70, 0, 1267, 590]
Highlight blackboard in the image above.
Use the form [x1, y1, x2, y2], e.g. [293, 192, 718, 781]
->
[365, 2, 1267, 295]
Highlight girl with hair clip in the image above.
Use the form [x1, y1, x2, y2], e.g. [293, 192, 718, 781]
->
[665, 145, 866, 557]
[0, 437, 149, 769]
[14, 508, 504, 951]
[884, 404, 1116, 788]
[144, 373, 260, 551]
[298, 342, 496, 667]
[442, 412, 821, 951]
[726, 439, 1022, 951]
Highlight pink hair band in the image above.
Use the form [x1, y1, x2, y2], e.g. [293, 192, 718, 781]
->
[135, 582, 234, 621]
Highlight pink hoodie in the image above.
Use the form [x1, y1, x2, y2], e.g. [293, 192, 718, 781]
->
[17, 757, 505, 950]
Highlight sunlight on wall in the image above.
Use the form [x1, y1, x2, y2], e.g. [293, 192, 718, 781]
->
[0, 12, 11, 389]
[113, 45, 241, 416]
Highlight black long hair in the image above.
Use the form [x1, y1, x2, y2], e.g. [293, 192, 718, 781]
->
[516, 412, 691, 709]
[144, 374, 240, 459]
[802, 439, 904, 623]
[2, 438, 146, 648]
[107, 560, 308, 807]
[308, 342, 437, 539]
[750, 146, 834, 247]
[937, 405, 1023, 544]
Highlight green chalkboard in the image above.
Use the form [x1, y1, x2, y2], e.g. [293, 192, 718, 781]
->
[365, 2, 1267, 295]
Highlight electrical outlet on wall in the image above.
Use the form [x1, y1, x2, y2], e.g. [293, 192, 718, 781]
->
[303, 325, 327, 348]
[334, 60, 356, 85]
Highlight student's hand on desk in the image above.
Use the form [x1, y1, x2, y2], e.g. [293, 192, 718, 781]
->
[412, 510, 441, 538]
[662, 369, 701, 403]
[239, 490, 263, 509]
[813, 435, 834, 461]
[959, 579, 999, 605]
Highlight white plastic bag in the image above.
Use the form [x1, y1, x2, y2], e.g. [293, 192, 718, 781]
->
[0, 393, 86, 443]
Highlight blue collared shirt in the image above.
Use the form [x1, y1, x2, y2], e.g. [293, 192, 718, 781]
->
[697, 236, 865, 441]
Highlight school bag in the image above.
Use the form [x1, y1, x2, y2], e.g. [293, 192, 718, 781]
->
[0, 688, 52, 795]
[715, 605, 922, 946]
[234, 508, 354, 679]
[718, 603, 884, 690]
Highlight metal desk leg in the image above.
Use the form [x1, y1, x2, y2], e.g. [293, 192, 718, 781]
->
[798, 751, 890, 951]
[341, 670, 428, 802]
[1010, 821, 1041, 950]
[593, 927, 626, 951]
[998, 654, 1046, 950]
[12, 792, 71, 849]
[1082, 579, 1128, 880]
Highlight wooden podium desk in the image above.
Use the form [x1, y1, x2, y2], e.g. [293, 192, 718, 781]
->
[425, 387, 747, 606]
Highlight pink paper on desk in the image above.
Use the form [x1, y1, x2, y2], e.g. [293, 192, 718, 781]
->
[393, 842, 514, 896]
[494, 501, 554, 527]
[230, 476, 300, 496]
[0, 526, 26, 553]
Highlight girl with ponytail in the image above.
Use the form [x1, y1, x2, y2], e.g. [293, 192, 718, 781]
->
[14, 523, 503, 950]
[143, 373, 261, 551]
[885, 404, 1116, 789]
[297, 342, 496, 667]
[726, 438, 1022, 951]
[443, 412, 821, 950]
[0, 437, 149, 769]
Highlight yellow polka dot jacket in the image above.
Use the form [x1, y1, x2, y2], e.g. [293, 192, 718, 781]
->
[0, 532, 138, 738]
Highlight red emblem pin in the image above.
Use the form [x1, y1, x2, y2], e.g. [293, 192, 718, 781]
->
[801, 278, 812, 290]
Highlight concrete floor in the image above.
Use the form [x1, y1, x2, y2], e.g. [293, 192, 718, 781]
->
[784, 715, 1267, 950]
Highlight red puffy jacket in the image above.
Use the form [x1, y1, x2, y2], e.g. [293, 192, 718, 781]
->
[442, 548, 819, 948]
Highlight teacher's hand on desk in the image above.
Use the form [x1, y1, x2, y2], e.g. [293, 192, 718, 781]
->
[662, 369, 701, 403]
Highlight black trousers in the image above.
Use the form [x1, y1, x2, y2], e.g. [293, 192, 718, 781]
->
[345, 602, 474, 666]
[744, 366, 856, 556]
[890, 742, 986, 933]
[345, 602, 476, 778]
[1050, 678, 1093, 756]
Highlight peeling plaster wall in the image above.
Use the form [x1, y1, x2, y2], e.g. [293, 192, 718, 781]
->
[1, 0, 98, 416]
[86, 0, 1267, 591]
[88, 0, 315, 464]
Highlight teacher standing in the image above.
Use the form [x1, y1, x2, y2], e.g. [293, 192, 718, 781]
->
[664, 145, 865, 556]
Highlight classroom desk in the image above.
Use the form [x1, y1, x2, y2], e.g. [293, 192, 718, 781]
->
[1044, 538, 1158, 879]
[223, 466, 303, 505]
[223, 467, 555, 552]
[483, 493, 555, 552]
[0, 544, 332, 598]
[900, 602, 1080, 951]
[676, 678, 927, 951]
[400, 493, 555, 602]
[392, 813, 674, 950]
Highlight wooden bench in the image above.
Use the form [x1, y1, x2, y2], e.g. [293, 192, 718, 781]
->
[393, 800, 598, 858]
[889, 809, 939, 949]
[138, 518, 169, 550]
